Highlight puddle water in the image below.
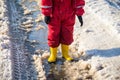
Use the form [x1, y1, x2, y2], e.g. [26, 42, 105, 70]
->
[43, 59, 66, 80]
[27, 7, 49, 50]
[28, 24, 48, 50]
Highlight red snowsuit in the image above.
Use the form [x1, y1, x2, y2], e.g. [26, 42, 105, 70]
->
[41, 0, 85, 47]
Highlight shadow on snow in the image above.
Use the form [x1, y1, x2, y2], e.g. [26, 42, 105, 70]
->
[85, 47, 120, 57]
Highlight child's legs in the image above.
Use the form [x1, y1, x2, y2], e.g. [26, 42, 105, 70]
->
[48, 17, 61, 47]
[60, 15, 75, 45]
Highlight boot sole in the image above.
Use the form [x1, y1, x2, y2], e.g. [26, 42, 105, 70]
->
[48, 61, 56, 64]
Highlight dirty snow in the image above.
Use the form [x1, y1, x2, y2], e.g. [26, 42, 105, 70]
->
[0, 0, 120, 80]
[0, 0, 12, 80]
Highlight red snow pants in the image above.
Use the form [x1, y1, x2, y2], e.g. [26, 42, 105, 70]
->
[48, 12, 75, 47]
[41, 0, 85, 47]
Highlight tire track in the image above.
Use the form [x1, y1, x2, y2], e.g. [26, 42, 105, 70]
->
[7, 0, 30, 79]
[7, 0, 46, 79]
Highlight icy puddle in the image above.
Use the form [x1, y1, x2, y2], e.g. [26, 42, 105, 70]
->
[42, 59, 93, 80]
[28, 24, 48, 50]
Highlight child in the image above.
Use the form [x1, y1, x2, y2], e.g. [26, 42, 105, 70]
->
[40, 0, 85, 63]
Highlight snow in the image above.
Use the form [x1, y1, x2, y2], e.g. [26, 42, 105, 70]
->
[86, 0, 120, 35]
[0, 0, 12, 79]
[0, 0, 120, 80]
[72, 0, 120, 79]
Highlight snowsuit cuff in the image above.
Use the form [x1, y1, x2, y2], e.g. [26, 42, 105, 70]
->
[76, 8, 85, 16]
[41, 8, 52, 16]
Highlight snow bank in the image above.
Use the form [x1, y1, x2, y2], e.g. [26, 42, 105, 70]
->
[71, 0, 120, 80]
[86, 0, 120, 36]
[0, 0, 12, 79]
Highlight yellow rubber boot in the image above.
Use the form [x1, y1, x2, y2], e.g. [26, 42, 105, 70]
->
[48, 47, 57, 63]
[61, 44, 73, 61]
